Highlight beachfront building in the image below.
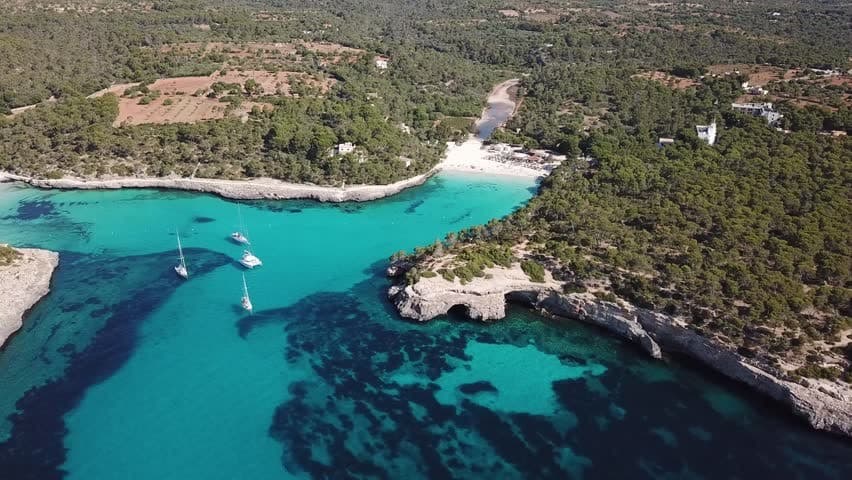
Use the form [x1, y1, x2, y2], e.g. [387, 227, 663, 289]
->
[696, 122, 717, 146]
[484, 144, 566, 173]
[731, 102, 783, 125]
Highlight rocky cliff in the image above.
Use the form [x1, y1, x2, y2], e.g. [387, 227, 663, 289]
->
[0, 247, 59, 348]
[388, 264, 852, 439]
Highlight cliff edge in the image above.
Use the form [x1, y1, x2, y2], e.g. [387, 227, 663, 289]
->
[388, 263, 852, 439]
[0, 247, 59, 348]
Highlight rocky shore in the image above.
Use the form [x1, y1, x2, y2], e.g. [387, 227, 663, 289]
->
[388, 263, 852, 439]
[0, 247, 59, 348]
[0, 170, 437, 202]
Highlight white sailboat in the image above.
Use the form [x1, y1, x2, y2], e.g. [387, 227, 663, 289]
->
[175, 231, 188, 279]
[240, 274, 253, 313]
[239, 249, 263, 269]
[231, 205, 250, 245]
[231, 231, 250, 244]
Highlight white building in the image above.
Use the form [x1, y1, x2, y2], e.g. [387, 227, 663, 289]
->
[731, 102, 783, 125]
[374, 57, 389, 69]
[741, 82, 768, 96]
[335, 142, 355, 155]
[696, 122, 717, 146]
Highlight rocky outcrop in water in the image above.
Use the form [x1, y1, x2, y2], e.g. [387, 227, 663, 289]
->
[388, 264, 852, 439]
[0, 247, 59, 348]
[389, 263, 558, 322]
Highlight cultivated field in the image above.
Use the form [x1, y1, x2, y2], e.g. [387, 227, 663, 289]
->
[80, 40, 357, 126]
[216, 70, 334, 95]
[90, 70, 328, 126]
[112, 95, 262, 127]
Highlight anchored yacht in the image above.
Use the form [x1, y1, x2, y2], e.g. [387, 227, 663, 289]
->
[175, 231, 188, 279]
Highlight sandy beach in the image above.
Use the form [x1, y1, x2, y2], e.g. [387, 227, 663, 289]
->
[440, 78, 555, 179]
[439, 138, 549, 178]
[440, 77, 559, 179]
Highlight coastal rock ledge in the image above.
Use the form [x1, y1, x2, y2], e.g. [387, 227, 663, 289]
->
[0, 170, 436, 203]
[0, 247, 59, 348]
[388, 265, 852, 439]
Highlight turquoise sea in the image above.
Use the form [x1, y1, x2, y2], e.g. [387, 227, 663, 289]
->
[0, 174, 850, 479]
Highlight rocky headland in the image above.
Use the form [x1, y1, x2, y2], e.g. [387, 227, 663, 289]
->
[0, 170, 437, 203]
[0, 246, 59, 348]
[388, 262, 852, 439]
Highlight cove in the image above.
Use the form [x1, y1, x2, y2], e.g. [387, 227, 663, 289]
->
[0, 173, 850, 479]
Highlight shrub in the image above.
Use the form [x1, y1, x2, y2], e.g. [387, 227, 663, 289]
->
[405, 267, 421, 285]
[521, 260, 545, 282]
[594, 291, 618, 303]
[794, 363, 842, 380]
[438, 268, 455, 282]
[562, 283, 585, 294]
[0, 245, 20, 266]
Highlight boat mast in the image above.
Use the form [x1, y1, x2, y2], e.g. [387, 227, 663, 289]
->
[237, 205, 246, 233]
[177, 230, 186, 268]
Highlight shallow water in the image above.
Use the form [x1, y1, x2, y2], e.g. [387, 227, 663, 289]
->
[0, 175, 850, 479]
[475, 100, 514, 140]
[475, 82, 515, 140]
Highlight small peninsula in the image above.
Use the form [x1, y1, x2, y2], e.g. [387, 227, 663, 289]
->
[0, 245, 59, 348]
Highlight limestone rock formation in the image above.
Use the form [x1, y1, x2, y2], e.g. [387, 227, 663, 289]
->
[388, 263, 852, 438]
[0, 170, 437, 203]
[0, 247, 59, 348]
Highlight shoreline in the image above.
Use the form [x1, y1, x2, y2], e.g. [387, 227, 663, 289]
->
[440, 138, 551, 179]
[0, 169, 440, 202]
[0, 78, 550, 199]
[0, 247, 59, 349]
[387, 263, 852, 439]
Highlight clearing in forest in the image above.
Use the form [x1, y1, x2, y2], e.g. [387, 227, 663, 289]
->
[88, 40, 359, 126]
[705, 64, 800, 86]
[91, 69, 331, 127]
[632, 71, 699, 90]
[160, 41, 365, 67]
